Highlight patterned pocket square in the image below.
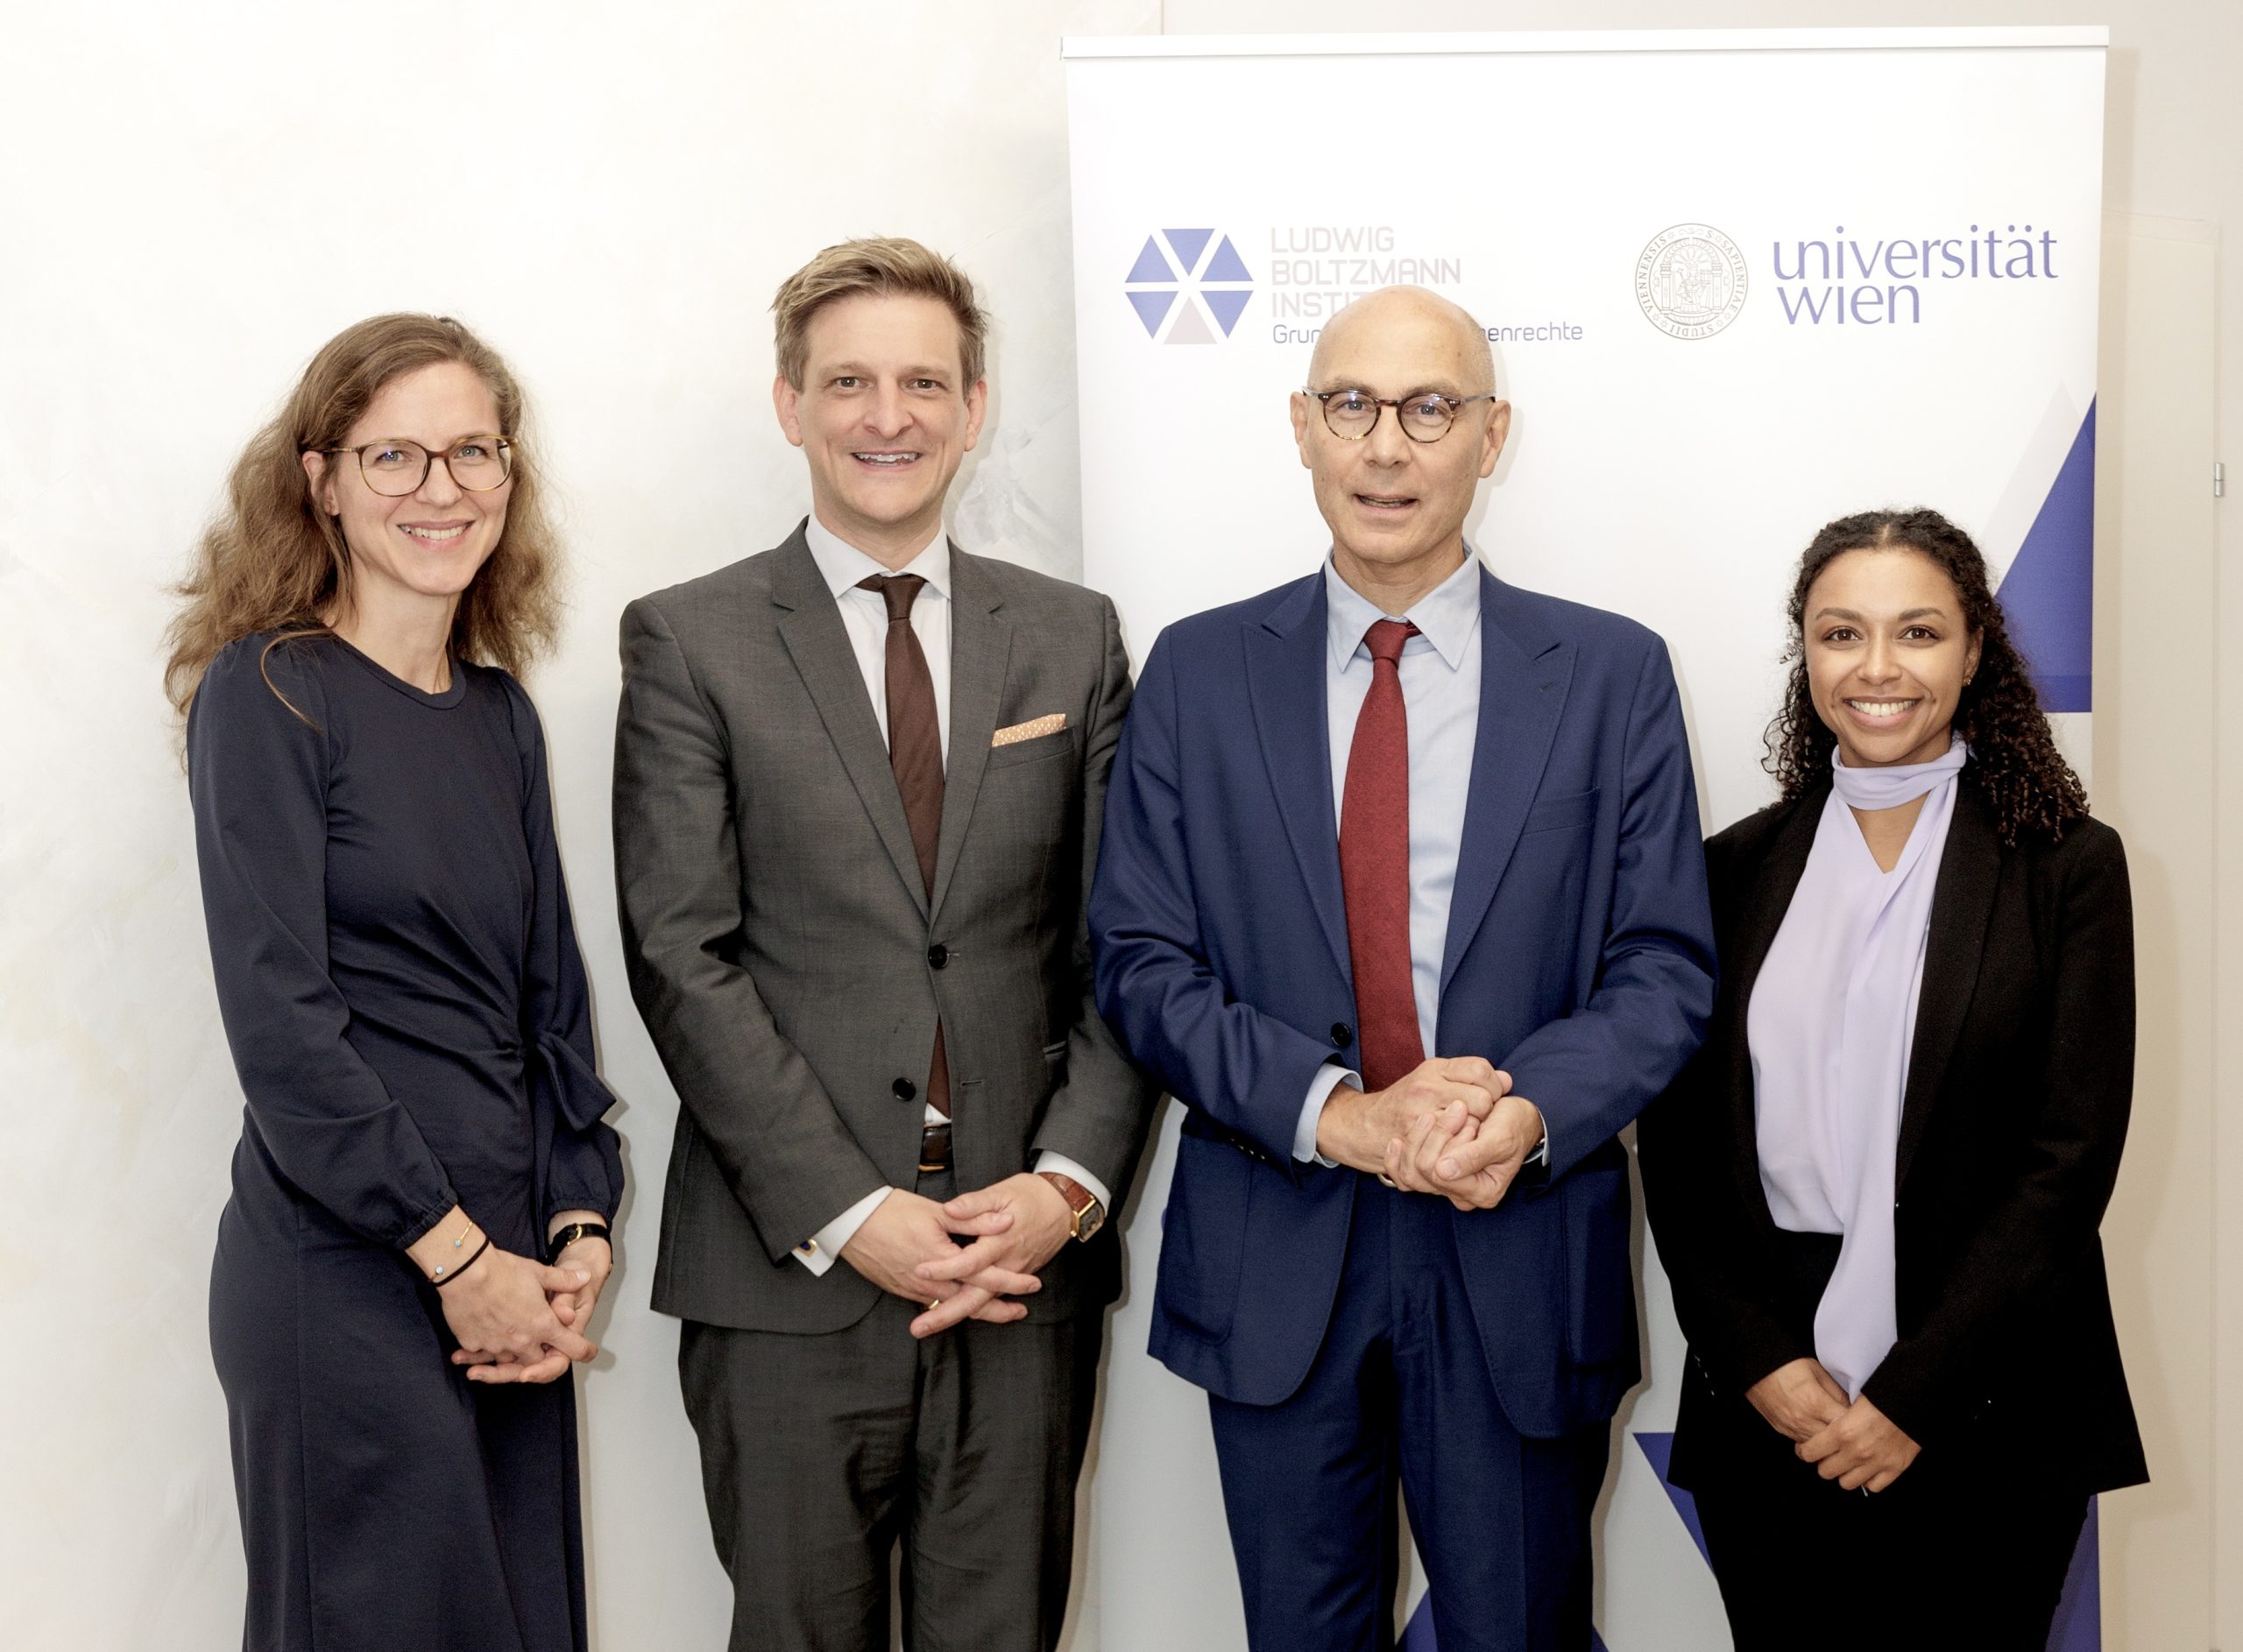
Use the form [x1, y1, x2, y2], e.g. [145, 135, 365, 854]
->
[992, 713, 1068, 747]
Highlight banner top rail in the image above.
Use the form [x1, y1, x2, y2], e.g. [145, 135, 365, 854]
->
[1062, 26, 2110, 60]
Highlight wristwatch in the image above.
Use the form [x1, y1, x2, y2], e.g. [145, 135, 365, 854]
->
[546, 1221, 612, 1265]
[1037, 1172, 1106, 1243]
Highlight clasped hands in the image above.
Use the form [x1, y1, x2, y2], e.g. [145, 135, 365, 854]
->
[1318, 1056, 1546, 1211]
[422, 1208, 613, 1387]
[841, 1174, 1076, 1340]
[1745, 1357, 1922, 1493]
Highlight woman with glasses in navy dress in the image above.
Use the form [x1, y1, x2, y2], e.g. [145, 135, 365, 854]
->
[167, 314, 623, 1652]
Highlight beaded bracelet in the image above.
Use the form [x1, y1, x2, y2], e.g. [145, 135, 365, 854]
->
[432, 1235, 492, 1289]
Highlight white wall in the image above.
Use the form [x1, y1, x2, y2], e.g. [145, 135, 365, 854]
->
[0, 5, 1155, 1646]
[1, 4, 2230, 1650]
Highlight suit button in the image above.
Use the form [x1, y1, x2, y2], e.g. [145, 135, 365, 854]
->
[927, 944, 949, 970]
[1331, 1022, 1354, 1049]
[892, 1077, 917, 1102]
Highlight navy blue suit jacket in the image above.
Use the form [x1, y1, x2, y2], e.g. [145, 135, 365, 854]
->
[1090, 565, 1716, 1436]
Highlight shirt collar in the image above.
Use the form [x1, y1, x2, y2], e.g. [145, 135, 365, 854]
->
[1323, 550, 1482, 673]
[804, 513, 952, 602]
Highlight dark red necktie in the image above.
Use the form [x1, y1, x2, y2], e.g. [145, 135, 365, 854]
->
[1340, 619, 1424, 1092]
[859, 574, 949, 1119]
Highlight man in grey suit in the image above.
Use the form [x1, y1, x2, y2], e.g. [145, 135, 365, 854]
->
[614, 237, 1157, 1651]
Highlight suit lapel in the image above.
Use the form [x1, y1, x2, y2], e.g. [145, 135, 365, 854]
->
[930, 547, 1012, 924]
[1894, 779, 2001, 1193]
[1720, 789, 1823, 1223]
[1243, 576, 1351, 986]
[772, 530, 930, 920]
[1439, 570, 1572, 992]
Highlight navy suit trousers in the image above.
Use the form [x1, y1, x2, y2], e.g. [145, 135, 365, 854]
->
[1208, 1175, 1610, 1652]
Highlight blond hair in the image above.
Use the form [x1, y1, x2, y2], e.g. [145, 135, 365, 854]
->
[164, 313, 562, 718]
[771, 237, 988, 390]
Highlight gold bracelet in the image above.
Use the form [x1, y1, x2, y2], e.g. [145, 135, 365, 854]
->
[430, 1216, 479, 1281]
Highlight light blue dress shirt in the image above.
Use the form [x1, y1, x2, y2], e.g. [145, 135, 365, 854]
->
[1291, 552, 1485, 1161]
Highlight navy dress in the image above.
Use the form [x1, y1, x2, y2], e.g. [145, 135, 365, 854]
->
[188, 632, 624, 1652]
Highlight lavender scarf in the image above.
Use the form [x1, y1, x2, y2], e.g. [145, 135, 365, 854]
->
[1746, 736, 1970, 1397]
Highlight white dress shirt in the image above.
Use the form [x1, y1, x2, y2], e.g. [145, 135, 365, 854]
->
[792, 514, 1111, 1274]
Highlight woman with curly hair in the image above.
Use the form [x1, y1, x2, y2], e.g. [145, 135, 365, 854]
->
[1638, 508, 2145, 1647]
[166, 314, 623, 1651]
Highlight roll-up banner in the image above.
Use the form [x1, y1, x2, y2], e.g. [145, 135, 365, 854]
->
[1065, 30, 2105, 1652]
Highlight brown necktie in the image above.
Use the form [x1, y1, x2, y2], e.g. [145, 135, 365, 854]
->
[859, 574, 949, 1119]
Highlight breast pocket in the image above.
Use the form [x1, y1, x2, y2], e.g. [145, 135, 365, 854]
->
[983, 728, 1075, 772]
[973, 731, 1080, 876]
[1521, 787, 1599, 837]
[1507, 788, 1599, 1006]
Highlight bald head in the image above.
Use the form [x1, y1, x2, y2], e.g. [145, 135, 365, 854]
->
[1290, 283, 1512, 613]
[1309, 286, 1495, 397]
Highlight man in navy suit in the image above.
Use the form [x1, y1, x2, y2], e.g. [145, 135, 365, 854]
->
[1090, 286, 1716, 1650]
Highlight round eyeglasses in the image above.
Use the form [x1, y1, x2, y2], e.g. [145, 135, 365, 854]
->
[315, 435, 515, 497]
[1303, 389, 1498, 443]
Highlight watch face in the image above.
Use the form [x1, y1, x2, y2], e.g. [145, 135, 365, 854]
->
[1075, 1202, 1106, 1243]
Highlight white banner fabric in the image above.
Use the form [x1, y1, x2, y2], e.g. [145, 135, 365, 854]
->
[1065, 29, 2105, 1652]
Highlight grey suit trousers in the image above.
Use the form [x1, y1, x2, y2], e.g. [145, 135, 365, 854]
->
[679, 1177, 1103, 1652]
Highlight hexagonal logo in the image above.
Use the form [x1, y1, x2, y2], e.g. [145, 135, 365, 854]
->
[1123, 229, 1255, 344]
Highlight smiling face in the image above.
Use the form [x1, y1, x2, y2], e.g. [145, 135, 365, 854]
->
[1291, 287, 1509, 604]
[774, 291, 987, 565]
[1803, 547, 1984, 768]
[302, 359, 511, 626]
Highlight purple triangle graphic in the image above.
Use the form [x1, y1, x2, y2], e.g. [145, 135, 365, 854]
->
[2048, 1499, 2102, 1651]
[1125, 236, 1175, 284]
[1401, 1596, 1609, 1651]
[1632, 1431, 1711, 1567]
[1203, 234, 1253, 283]
[1995, 401, 2095, 713]
[1164, 227, 1214, 275]
[1202, 287, 1254, 336]
[1403, 1596, 1437, 1650]
[1125, 288, 1178, 337]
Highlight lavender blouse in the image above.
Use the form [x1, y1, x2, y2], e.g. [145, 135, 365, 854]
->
[1746, 737, 1969, 1397]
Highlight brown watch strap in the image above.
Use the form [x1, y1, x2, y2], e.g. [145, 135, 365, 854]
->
[1038, 1170, 1100, 1239]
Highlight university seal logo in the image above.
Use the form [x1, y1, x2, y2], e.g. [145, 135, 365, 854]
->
[1636, 223, 1747, 340]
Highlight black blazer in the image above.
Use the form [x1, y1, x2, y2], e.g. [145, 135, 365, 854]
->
[1639, 772, 2147, 1493]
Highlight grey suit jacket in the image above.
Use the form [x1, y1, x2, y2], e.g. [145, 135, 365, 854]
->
[615, 524, 1157, 1334]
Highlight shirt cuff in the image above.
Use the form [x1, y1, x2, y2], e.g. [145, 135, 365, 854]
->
[1033, 1152, 1112, 1214]
[794, 1185, 894, 1276]
[1295, 1063, 1358, 1165]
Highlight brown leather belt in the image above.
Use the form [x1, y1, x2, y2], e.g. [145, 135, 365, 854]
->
[917, 1120, 952, 1174]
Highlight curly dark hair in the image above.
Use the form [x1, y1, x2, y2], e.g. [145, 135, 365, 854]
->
[1764, 507, 2087, 844]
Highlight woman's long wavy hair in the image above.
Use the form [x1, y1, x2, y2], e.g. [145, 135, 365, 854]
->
[1764, 507, 2087, 844]
[164, 313, 561, 718]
